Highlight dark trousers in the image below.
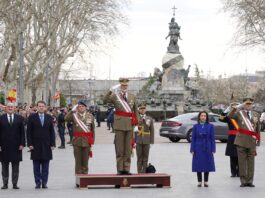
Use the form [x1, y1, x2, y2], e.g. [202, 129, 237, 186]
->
[230, 156, 239, 176]
[197, 172, 209, 182]
[107, 122, 113, 130]
[33, 160, 50, 186]
[1, 161, 19, 185]
[58, 125, 65, 146]
[67, 124, 73, 142]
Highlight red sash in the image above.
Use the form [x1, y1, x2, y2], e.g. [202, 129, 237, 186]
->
[238, 128, 260, 141]
[73, 132, 93, 157]
[115, 111, 138, 125]
[228, 130, 238, 135]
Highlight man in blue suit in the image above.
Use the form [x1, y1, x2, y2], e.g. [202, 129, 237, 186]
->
[27, 101, 55, 189]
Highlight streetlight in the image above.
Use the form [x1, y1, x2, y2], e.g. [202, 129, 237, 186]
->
[163, 99, 167, 120]
[17, 32, 24, 105]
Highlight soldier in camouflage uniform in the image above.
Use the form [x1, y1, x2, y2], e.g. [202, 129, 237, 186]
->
[136, 103, 154, 173]
[103, 78, 138, 175]
[64, 100, 95, 174]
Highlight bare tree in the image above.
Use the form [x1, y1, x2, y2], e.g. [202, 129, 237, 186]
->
[0, 0, 128, 103]
[222, 0, 265, 50]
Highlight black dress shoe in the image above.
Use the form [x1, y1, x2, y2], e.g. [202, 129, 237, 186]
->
[58, 146, 65, 149]
[13, 184, 20, 189]
[240, 184, 247, 187]
[35, 185, 41, 189]
[247, 183, 255, 187]
[230, 174, 236, 178]
[1, 185, 8, 189]
[117, 171, 123, 175]
[123, 171, 132, 175]
[42, 184, 48, 189]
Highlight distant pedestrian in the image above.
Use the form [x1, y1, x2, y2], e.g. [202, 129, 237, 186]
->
[190, 111, 216, 187]
[95, 107, 101, 127]
[107, 107, 114, 132]
[57, 109, 66, 149]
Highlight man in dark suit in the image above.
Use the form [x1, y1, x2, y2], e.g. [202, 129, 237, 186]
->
[0, 102, 25, 190]
[27, 101, 55, 189]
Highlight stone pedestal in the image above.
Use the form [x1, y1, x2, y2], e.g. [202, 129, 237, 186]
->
[161, 53, 185, 91]
[159, 53, 189, 114]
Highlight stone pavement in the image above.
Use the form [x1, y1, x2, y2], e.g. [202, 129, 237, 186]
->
[1, 122, 265, 198]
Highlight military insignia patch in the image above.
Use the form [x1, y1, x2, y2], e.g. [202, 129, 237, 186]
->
[146, 119, 151, 127]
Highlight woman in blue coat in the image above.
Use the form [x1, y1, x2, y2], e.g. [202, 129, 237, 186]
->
[190, 111, 216, 187]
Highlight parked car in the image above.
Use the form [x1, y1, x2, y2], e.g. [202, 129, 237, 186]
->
[159, 112, 229, 143]
[260, 112, 265, 131]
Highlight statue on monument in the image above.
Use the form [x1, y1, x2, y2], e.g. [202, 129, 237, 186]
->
[165, 17, 182, 54]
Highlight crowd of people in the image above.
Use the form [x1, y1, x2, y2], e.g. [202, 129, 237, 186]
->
[0, 78, 261, 190]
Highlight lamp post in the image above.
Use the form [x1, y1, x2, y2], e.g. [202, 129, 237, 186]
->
[17, 32, 24, 105]
[163, 99, 167, 120]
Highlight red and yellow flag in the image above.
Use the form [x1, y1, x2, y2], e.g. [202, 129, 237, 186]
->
[52, 91, 60, 100]
[6, 88, 17, 102]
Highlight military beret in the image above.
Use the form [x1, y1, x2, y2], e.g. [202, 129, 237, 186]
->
[78, 100, 87, 107]
[119, 77, 129, 85]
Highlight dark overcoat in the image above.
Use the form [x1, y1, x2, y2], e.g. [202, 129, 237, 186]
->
[190, 123, 216, 172]
[219, 115, 238, 157]
[0, 114, 25, 162]
[27, 113, 55, 161]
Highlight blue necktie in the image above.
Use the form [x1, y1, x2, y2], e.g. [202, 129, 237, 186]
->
[40, 114, 44, 126]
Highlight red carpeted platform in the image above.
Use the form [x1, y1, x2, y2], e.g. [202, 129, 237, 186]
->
[76, 173, 171, 188]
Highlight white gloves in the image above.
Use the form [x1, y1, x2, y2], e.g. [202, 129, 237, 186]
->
[72, 104, 78, 112]
[223, 106, 231, 114]
[235, 104, 244, 110]
[110, 84, 120, 92]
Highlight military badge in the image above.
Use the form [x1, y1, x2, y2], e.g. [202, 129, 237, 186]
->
[146, 118, 151, 127]
[253, 116, 258, 124]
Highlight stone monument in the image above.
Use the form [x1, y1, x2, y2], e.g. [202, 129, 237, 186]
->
[135, 6, 209, 119]
[159, 7, 188, 113]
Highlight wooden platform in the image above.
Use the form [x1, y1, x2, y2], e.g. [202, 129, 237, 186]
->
[76, 173, 171, 189]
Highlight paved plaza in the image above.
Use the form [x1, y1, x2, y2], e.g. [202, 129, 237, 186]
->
[1, 122, 265, 198]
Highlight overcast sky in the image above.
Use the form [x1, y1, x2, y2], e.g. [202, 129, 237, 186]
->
[64, 0, 265, 80]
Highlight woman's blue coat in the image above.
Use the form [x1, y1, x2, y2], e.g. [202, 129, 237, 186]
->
[190, 123, 216, 172]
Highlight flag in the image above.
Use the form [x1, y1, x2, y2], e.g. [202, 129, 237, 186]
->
[6, 88, 16, 102]
[52, 91, 60, 100]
